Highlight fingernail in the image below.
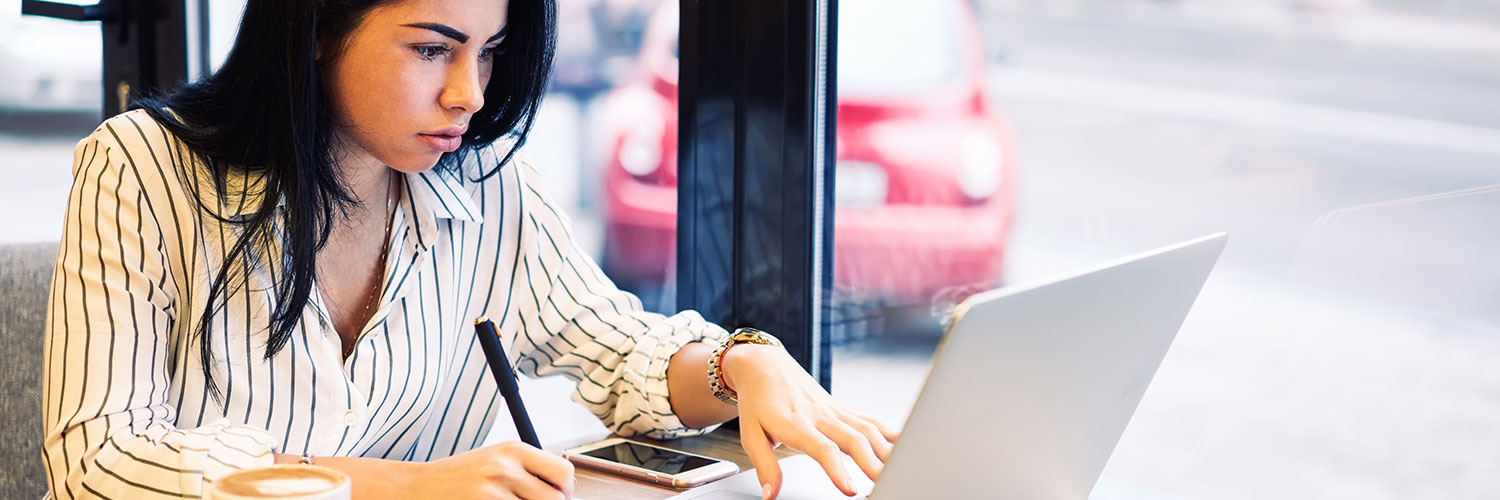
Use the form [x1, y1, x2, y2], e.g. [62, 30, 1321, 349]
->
[762, 482, 773, 499]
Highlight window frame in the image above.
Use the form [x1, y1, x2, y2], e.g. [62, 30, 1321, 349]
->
[677, 0, 837, 389]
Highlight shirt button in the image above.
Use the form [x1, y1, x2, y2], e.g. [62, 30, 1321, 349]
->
[343, 410, 360, 426]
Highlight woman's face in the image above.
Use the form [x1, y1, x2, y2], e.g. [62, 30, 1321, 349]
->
[324, 0, 509, 174]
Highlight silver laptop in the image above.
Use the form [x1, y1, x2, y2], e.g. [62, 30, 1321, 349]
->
[675, 233, 1227, 500]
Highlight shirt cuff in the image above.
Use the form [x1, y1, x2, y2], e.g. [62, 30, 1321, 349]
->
[632, 310, 731, 439]
[178, 419, 279, 492]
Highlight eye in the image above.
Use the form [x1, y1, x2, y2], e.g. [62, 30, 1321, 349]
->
[413, 45, 451, 61]
[479, 45, 504, 63]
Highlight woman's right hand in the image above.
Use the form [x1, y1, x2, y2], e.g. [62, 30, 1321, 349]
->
[407, 441, 576, 499]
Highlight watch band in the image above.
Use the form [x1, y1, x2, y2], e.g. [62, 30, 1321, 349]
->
[298, 453, 314, 466]
[707, 328, 783, 405]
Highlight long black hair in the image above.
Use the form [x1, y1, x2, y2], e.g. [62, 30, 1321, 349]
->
[132, 0, 556, 402]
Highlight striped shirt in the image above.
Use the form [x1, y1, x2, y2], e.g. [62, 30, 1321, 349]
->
[41, 109, 729, 499]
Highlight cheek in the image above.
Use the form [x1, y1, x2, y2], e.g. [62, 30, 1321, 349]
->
[347, 61, 438, 134]
[379, 70, 427, 118]
[331, 63, 447, 166]
[375, 61, 431, 108]
[480, 63, 495, 93]
[332, 57, 414, 124]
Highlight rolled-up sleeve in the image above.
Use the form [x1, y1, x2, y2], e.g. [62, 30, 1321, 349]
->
[42, 134, 275, 499]
[507, 160, 729, 440]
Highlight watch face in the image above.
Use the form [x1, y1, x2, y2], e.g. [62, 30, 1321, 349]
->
[732, 328, 778, 345]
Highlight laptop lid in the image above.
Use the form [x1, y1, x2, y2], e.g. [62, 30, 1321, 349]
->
[869, 233, 1227, 500]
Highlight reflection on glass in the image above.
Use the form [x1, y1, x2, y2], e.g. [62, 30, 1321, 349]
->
[1292, 185, 1500, 324]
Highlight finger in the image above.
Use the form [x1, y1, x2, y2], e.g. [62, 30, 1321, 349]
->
[518, 446, 576, 499]
[839, 409, 894, 461]
[856, 413, 900, 442]
[740, 419, 783, 500]
[819, 418, 883, 482]
[506, 471, 568, 500]
[785, 424, 857, 497]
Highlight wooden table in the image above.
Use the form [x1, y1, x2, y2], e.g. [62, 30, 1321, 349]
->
[550, 427, 796, 500]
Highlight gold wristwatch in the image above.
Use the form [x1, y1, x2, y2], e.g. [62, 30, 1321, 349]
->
[707, 327, 783, 405]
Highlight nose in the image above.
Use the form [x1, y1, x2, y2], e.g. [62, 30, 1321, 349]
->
[439, 58, 485, 115]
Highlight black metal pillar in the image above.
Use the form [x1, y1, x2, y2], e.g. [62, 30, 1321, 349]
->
[677, 0, 837, 389]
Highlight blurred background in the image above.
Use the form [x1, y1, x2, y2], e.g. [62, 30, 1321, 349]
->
[4, 0, 1499, 498]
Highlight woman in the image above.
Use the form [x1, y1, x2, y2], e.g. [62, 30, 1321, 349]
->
[40, 0, 895, 498]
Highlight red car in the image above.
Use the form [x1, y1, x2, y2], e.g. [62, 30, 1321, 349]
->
[599, 0, 1016, 308]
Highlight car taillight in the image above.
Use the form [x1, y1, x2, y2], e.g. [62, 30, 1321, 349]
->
[619, 129, 664, 178]
[834, 160, 888, 206]
[958, 130, 1003, 201]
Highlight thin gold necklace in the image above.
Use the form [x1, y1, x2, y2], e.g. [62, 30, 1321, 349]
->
[344, 173, 396, 357]
[364, 173, 396, 314]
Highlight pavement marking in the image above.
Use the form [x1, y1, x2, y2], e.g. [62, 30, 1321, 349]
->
[989, 67, 1500, 156]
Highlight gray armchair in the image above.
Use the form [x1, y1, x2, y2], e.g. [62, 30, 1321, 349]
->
[0, 243, 57, 499]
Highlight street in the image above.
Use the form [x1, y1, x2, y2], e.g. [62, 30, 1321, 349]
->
[954, 3, 1500, 498]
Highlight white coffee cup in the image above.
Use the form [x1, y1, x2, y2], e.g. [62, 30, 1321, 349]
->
[207, 465, 351, 500]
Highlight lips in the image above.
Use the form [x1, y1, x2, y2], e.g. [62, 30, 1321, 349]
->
[419, 133, 462, 152]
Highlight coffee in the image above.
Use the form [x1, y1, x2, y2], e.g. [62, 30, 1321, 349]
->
[208, 465, 351, 500]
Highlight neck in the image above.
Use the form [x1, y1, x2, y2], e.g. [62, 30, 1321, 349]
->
[347, 166, 393, 214]
[328, 167, 394, 248]
[331, 145, 395, 220]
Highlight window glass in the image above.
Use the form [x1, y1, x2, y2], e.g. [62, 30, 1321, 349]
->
[578, 0, 681, 314]
[0, 0, 233, 244]
[0, 0, 104, 244]
[831, 0, 1500, 497]
[837, 0, 963, 96]
[208, 0, 246, 71]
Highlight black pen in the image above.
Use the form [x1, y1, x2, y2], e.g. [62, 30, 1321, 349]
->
[474, 317, 541, 448]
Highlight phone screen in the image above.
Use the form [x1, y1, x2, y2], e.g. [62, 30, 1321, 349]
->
[581, 442, 722, 475]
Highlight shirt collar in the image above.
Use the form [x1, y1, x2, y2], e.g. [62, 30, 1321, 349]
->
[401, 167, 485, 253]
[406, 168, 484, 223]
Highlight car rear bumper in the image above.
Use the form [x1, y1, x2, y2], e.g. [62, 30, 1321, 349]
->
[833, 204, 1010, 304]
[604, 186, 1011, 302]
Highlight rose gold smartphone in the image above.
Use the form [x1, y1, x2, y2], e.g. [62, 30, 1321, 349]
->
[564, 438, 739, 488]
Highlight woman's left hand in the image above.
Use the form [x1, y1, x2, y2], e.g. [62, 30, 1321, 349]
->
[721, 344, 901, 499]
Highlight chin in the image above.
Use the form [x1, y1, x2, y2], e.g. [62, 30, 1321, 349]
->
[386, 154, 444, 174]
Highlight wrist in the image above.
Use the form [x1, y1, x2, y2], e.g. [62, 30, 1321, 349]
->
[719, 343, 784, 395]
[283, 455, 421, 498]
[390, 458, 422, 492]
[706, 328, 785, 405]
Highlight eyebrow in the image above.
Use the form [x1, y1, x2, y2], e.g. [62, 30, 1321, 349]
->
[402, 23, 508, 44]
